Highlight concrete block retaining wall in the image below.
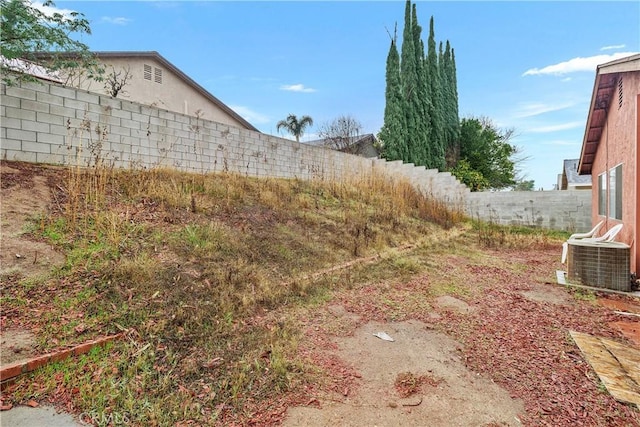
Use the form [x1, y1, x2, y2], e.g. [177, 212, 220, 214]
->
[466, 190, 591, 232]
[1, 79, 591, 232]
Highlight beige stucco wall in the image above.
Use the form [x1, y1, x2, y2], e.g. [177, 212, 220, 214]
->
[591, 72, 639, 273]
[78, 57, 247, 129]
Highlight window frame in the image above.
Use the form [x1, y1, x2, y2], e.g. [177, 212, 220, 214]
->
[608, 163, 623, 220]
[598, 172, 606, 216]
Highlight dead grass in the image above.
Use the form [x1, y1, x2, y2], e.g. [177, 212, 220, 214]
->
[472, 218, 571, 250]
[4, 160, 636, 427]
[2, 160, 466, 426]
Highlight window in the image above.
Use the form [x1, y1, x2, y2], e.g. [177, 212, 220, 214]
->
[598, 173, 606, 216]
[154, 67, 163, 84]
[144, 64, 152, 80]
[609, 164, 623, 220]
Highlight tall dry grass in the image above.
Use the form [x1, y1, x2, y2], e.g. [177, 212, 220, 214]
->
[13, 141, 469, 425]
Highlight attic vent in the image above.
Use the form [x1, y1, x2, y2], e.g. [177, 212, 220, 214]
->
[154, 67, 163, 84]
[618, 77, 623, 109]
[144, 64, 152, 80]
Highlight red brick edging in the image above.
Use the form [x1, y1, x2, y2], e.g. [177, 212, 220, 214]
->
[0, 333, 124, 385]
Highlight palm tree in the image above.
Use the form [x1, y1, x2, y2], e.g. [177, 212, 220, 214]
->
[276, 114, 314, 142]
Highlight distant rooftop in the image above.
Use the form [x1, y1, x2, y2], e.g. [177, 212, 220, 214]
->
[303, 134, 374, 147]
[563, 159, 592, 187]
[302, 134, 379, 158]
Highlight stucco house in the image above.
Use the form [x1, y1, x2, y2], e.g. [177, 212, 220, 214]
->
[557, 159, 592, 190]
[577, 53, 640, 275]
[33, 51, 257, 131]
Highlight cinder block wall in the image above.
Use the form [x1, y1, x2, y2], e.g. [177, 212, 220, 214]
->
[1, 79, 591, 232]
[466, 190, 591, 231]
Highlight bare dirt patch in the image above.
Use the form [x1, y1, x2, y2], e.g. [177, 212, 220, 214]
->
[0, 163, 65, 278]
[0, 328, 38, 365]
[521, 284, 572, 306]
[1, 162, 65, 367]
[284, 318, 524, 427]
[435, 295, 476, 314]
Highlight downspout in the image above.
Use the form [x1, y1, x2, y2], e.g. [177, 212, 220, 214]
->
[605, 115, 609, 232]
[635, 93, 640, 275]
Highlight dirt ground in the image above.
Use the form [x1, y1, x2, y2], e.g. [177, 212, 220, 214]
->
[0, 163, 65, 279]
[1, 162, 639, 426]
[1, 163, 66, 366]
[284, 318, 524, 427]
[280, 285, 575, 427]
[274, 251, 640, 426]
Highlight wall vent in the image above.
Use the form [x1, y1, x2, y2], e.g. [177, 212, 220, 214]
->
[144, 64, 152, 81]
[567, 241, 630, 291]
[618, 77, 623, 109]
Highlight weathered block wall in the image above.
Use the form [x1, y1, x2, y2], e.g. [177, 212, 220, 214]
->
[466, 190, 592, 231]
[0, 80, 369, 181]
[1, 79, 591, 232]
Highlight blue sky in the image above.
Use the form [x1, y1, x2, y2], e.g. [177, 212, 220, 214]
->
[48, 1, 639, 190]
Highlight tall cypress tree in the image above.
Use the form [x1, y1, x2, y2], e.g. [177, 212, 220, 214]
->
[439, 41, 450, 164]
[400, 0, 420, 164]
[442, 40, 461, 167]
[379, 28, 406, 162]
[427, 16, 445, 170]
[451, 46, 460, 144]
[380, 1, 459, 170]
[410, 3, 429, 166]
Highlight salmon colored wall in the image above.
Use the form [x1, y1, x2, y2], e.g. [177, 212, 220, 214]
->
[636, 93, 640, 276]
[591, 72, 639, 274]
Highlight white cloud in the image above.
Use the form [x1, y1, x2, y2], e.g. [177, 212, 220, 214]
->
[600, 44, 626, 51]
[527, 121, 584, 133]
[522, 52, 638, 76]
[101, 16, 132, 25]
[229, 105, 269, 124]
[30, 1, 76, 19]
[513, 101, 576, 118]
[280, 83, 316, 93]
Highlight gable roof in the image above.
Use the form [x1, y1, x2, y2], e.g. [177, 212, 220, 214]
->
[32, 51, 259, 132]
[303, 134, 379, 158]
[577, 53, 640, 175]
[96, 52, 259, 132]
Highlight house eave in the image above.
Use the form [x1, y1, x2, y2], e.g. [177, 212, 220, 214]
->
[578, 54, 640, 175]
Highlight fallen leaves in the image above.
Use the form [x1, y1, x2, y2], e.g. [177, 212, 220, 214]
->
[0, 397, 13, 411]
[433, 248, 640, 426]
